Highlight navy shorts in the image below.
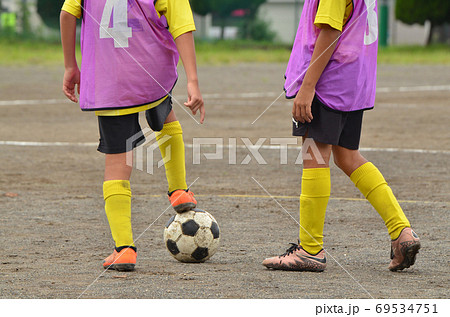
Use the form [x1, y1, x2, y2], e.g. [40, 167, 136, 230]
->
[292, 96, 365, 150]
[97, 96, 173, 154]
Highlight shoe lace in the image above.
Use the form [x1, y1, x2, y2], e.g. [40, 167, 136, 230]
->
[168, 189, 194, 197]
[280, 242, 301, 257]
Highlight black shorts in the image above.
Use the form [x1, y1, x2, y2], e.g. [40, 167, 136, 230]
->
[97, 96, 173, 154]
[292, 96, 364, 150]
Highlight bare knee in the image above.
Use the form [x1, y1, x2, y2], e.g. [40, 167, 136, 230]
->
[164, 110, 177, 124]
[332, 146, 367, 176]
[104, 153, 133, 181]
[333, 153, 350, 170]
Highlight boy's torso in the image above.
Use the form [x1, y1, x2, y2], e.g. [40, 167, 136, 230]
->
[285, 0, 379, 112]
[61, 0, 195, 115]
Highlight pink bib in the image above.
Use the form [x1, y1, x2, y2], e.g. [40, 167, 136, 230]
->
[285, 0, 378, 112]
[80, 0, 179, 111]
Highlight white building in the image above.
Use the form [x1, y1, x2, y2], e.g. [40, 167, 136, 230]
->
[195, 0, 430, 46]
[258, 0, 304, 43]
[386, 0, 431, 45]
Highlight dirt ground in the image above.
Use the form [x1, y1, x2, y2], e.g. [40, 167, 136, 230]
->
[0, 63, 449, 299]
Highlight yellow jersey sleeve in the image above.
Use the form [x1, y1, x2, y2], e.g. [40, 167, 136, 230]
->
[61, 0, 82, 19]
[155, 0, 196, 39]
[314, 0, 353, 32]
[61, 0, 196, 38]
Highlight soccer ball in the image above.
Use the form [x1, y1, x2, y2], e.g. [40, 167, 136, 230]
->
[164, 208, 220, 263]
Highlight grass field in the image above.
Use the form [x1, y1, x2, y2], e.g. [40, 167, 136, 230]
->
[1, 38, 449, 66]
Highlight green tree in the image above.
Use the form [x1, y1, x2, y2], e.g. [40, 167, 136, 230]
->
[0, 0, 3, 32]
[211, 0, 241, 40]
[239, 0, 267, 40]
[396, 0, 450, 45]
[190, 0, 214, 39]
[20, 0, 32, 35]
[37, 0, 65, 29]
[190, 0, 213, 17]
[190, 0, 268, 40]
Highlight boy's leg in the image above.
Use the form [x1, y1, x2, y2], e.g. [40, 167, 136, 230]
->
[156, 110, 188, 192]
[333, 145, 420, 270]
[154, 110, 197, 212]
[300, 139, 332, 255]
[98, 114, 141, 271]
[264, 97, 347, 271]
[263, 138, 331, 271]
[102, 154, 137, 271]
[104, 153, 134, 248]
[332, 145, 411, 239]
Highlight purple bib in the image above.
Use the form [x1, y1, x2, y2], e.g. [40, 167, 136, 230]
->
[80, 0, 179, 111]
[284, 0, 378, 112]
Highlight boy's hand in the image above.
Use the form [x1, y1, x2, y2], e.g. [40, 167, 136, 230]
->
[174, 32, 204, 124]
[63, 67, 81, 103]
[185, 81, 205, 124]
[293, 84, 315, 123]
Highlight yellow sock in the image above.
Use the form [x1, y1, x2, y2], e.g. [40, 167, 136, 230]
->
[103, 180, 135, 248]
[299, 168, 330, 254]
[155, 121, 188, 193]
[350, 162, 410, 240]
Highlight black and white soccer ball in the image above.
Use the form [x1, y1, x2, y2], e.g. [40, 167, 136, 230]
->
[164, 208, 220, 263]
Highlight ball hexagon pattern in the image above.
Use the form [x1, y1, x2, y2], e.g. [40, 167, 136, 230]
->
[164, 209, 220, 263]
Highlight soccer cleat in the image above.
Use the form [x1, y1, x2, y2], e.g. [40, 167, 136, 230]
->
[168, 189, 197, 213]
[389, 227, 420, 271]
[262, 242, 326, 272]
[103, 247, 137, 271]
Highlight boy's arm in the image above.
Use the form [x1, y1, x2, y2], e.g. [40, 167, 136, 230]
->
[174, 32, 205, 124]
[293, 25, 341, 123]
[60, 10, 80, 103]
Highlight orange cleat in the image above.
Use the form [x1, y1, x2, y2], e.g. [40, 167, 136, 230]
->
[168, 189, 197, 213]
[103, 247, 137, 271]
